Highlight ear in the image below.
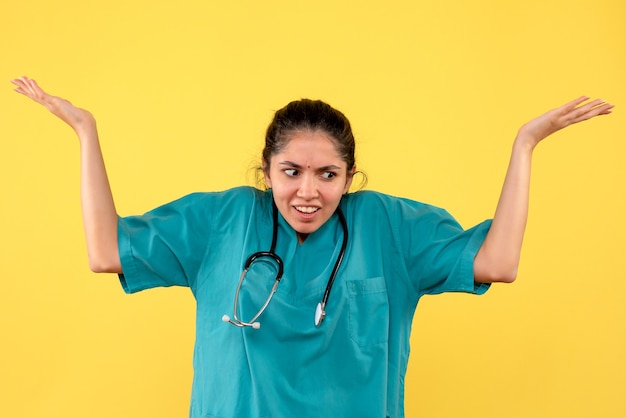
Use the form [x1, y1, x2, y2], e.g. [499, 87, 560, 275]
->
[262, 158, 272, 189]
[343, 165, 356, 193]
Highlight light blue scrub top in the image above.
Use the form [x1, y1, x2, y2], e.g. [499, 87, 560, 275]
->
[118, 186, 491, 418]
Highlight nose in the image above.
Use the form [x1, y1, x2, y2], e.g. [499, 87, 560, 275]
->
[296, 174, 319, 200]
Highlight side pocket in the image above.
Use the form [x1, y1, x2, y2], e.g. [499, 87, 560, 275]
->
[347, 276, 389, 347]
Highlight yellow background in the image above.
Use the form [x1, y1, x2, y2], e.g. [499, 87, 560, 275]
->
[1, 1, 624, 417]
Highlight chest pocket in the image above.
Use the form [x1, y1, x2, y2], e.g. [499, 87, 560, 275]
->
[347, 276, 389, 347]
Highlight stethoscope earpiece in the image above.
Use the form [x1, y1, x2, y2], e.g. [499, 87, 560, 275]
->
[222, 314, 261, 329]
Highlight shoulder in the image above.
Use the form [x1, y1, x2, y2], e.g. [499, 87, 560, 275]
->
[147, 186, 270, 220]
[341, 190, 397, 209]
[341, 191, 461, 238]
[342, 190, 449, 219]
[177, 186, 266, 206]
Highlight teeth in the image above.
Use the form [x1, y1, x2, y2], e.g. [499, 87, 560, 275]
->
[295, 206, 319, 214]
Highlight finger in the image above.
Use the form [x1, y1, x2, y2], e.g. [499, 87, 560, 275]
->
[562, 96, 590, 112]
[567, 98, 604, 118]
[595, 104, 614, 116]
[11, 77, 29, 91]
[21, 76, 46, 99]
[11, 79, 26, 94]
[13, 76, 50, 103]
[570, 103, 614, 124]
[558, 98, 608, 126]
[575, 99, 611, 115]
[12, 76, 37, 98]
[11, 78, 35, 98]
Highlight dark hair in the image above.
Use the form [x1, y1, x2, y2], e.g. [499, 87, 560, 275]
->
[262, 99, 356, 172]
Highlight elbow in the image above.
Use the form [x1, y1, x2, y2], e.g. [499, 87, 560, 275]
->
[494, 268, 518, 283]
[88, 253, 122, 274]
[474, 244, 521, 283]
[89, 262, 115, 274]
[474, 258, 519, 284]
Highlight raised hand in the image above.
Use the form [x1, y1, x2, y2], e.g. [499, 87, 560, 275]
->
[12, 76, 96, 136]
[13, 76, 121, 272]
[474, 95, 614, 283]
[517, 97, 614, 149]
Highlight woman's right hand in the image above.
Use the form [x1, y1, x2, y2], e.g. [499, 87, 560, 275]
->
[13, 76, 122, 273]
[12, 76, 96, 137]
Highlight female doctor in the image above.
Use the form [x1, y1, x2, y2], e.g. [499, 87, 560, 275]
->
[12, 76, 613, 418]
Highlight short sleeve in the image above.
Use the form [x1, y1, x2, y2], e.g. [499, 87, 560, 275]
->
[117, 192, 213, 294]
[395, 197, 492, 296]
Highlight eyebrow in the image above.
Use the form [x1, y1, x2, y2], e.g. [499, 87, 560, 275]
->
[278, 161, 342, 171]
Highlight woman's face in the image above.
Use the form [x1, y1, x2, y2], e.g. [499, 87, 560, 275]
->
[264, 130, 353, 242]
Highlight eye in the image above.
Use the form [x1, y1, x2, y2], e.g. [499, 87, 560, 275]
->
[283, 169, 299, 177]
[321, 171, 336, 180]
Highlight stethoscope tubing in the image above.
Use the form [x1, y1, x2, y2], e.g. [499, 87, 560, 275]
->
[223, 201, 348, 329]
[315, 207, 348, 326]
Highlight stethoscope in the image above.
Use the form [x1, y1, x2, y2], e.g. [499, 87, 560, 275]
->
[222, 202, 348, 329]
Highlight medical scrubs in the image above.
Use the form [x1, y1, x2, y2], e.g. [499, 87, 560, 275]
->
[117, 186, 491, 418]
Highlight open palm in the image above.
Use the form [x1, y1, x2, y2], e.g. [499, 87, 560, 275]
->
[519, 96, 613, 147]
[12, 76, 96, 134]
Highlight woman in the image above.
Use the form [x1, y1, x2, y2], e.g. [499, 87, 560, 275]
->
[12, 76, 613, 417]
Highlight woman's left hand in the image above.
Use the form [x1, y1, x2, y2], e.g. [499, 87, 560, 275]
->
[474, 95, 614, 283]
[517, 97, 614, 149]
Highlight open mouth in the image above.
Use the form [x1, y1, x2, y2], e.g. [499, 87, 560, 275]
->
[294, 206, 320, 215]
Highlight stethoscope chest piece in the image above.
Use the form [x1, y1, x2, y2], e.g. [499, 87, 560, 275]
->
[314, 302, 326, 327]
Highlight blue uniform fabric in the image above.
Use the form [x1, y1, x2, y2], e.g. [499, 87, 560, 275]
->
[117, 186, 491, 418]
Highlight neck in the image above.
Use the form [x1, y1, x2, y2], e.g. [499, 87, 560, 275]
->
[297, 232, 309, 244]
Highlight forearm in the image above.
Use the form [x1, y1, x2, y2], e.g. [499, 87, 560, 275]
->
[473, 135, 535, 283]
[473, 96, 613, 283]
[11, 76, 123, 272]
[78, 128, 122, 273]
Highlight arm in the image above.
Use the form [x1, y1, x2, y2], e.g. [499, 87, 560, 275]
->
[474, 96, 613, 283]
[12, 77, 122, 273]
